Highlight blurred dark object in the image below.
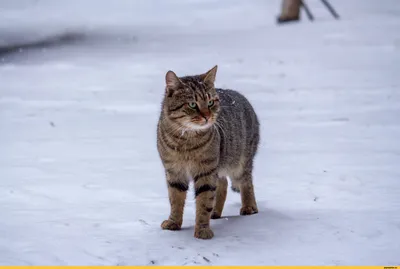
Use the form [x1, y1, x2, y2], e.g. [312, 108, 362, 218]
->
[0, 32, 84, 57]
[277, 0, 339, 24]
[277, 0, 302, 23]
[320, 0, 340, 19]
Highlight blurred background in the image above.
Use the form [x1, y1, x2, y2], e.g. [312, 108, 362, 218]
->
[1, 0, 399, 266]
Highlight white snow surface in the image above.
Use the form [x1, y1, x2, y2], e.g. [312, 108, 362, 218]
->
[1, 0, 400, 265]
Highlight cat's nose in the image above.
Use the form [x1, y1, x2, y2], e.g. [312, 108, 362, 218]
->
[199, 109, 210, 122]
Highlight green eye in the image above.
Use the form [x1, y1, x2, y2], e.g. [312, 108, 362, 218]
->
[208, 100, 214, 107]
[188, 102, 197, 109]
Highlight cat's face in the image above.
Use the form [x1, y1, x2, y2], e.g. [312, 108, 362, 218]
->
[163, 66, 220, 131]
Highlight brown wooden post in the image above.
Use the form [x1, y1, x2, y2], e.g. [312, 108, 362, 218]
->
[277, 0, 301, 23]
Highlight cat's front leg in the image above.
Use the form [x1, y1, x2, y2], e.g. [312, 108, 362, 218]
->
[161, 170, 188, 231]
[193, 169, 217, 239]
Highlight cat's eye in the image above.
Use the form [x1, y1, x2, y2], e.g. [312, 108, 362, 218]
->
[188, 102, 197, 109]
[208, 100, 214, 107]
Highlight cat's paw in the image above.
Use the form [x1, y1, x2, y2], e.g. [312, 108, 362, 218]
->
[194, 227, 214, 239]
[231, 185, 240, 193]
[210, 211, 221, 219]
[240, 206, 258, 215]
[161, 219, 181, 230]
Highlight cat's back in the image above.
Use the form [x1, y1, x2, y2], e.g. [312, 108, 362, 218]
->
[216, 88, 260, 170]
[216, 88, 259, 127]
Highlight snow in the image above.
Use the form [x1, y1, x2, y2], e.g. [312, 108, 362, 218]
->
[1, 0, 400, 265]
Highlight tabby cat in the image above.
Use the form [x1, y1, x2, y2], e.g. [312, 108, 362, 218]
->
[157, 65, 260, 239]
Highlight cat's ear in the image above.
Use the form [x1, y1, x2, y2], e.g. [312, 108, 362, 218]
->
[165, 71, 181, 93]
[202, 65, 218, 84]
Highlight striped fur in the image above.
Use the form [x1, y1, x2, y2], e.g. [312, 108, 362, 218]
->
[157, 65, 260, 239]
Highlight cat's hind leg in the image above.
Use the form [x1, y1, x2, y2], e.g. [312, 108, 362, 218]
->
[239, 173, 258, 215]
[230, 164, 258, 216]
[211, 176, 228, 219]
[231, 180, 240, 193]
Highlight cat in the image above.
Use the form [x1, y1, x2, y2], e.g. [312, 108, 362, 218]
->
[157, 65, 260, 239]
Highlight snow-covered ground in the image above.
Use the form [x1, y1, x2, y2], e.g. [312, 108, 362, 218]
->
[1, 0, 400, 265]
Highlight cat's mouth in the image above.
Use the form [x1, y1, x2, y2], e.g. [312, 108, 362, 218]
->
[185, 119, 214, 130]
